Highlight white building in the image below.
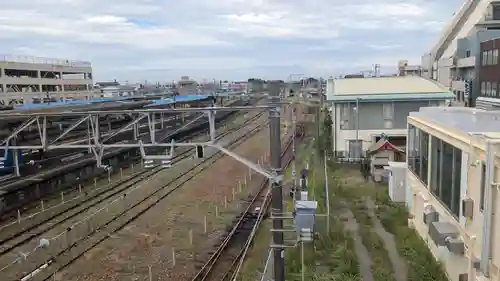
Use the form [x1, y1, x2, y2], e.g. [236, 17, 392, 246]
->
[407, 106, 500, 281]
[326, 76, 453, 160]
[0, 55, 93, 104]
[422, 0, 500, 107]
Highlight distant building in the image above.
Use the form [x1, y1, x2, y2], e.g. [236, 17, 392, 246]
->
[477, 36, 500, 110]
[0, 55, 93, 105]
[326, 76, 453, 175]
[177, 76, 198, 95]
[397, 60, 422, 76]
[422, 0, 500, 107]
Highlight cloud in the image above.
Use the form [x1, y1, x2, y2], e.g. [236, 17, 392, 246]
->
[0, 0, 460, 81]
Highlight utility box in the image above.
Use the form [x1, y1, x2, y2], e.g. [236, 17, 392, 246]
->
[294, 200, 318, 237]
[300, 191, 308, 201]
[386, 161, 407, 203]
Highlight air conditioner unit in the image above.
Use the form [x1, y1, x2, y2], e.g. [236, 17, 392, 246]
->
[423, 204, 439, 224]
[445, 236, 465, 255]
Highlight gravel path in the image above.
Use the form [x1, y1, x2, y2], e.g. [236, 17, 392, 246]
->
[56, 112, 290, 281]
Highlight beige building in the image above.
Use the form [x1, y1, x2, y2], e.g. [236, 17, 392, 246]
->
[0, 55, 93, 104]
[407, 106, 500, 281]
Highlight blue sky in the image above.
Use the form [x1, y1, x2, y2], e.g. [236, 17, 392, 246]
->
[0, 0, 461, 82]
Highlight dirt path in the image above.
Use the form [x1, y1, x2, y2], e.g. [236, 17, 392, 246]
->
[365, 198, 407, 281]
[341, 209, 374, 281]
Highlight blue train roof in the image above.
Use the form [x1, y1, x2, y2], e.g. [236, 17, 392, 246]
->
[144, 95, 210, 107]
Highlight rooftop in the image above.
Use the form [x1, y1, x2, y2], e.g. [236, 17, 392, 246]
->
[14, 97, 135, 110]
[409, 106, 500, 137]
[0, 54, 91, 68]
[327, 76, 453, 103]
[144, 95, 210, 107]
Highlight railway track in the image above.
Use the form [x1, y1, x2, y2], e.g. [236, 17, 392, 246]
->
[0, 99, 249, 221]
[0, 113, 208, 223]
[0, 109, 269, 281]
[190, 126, 301, 281]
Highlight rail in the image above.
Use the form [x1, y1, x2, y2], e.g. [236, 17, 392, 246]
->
[0, 55, 91, 68]
[190, 129, 298, 281]
[0, 111, 269, 281]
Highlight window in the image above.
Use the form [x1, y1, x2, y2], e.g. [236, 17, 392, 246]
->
[494, 49, 499, 64]
[488, 50, 494, 65]
[383, 103, 393, 129]
[481, 81, 486, 96]
[383, 103, 394, 119]
[487, 82, 492, 96]
[408, 125, 416, 172]
[421, 131, 429, 185]
[408, 125, 428, 184]
[493, 82, 498, 97]
[340, 104, 350, 129]
[480, 162, 486, 211]
[466, 49, 471, 58]
[493, 4, 500, 20]
[482, 51, 487, 66]
[429, 138, 462, 218]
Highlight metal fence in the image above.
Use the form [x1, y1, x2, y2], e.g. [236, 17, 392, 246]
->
[0, 55, 91, 68]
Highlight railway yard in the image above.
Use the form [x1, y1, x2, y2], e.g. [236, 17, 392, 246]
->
[0, 91, 311, 281]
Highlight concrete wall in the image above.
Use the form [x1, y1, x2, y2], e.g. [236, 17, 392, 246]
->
[407, 117, 500, 281]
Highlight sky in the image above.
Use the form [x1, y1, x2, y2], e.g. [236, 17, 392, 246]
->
[0, 0, 461, 82]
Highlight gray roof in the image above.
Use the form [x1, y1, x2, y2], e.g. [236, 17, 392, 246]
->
[410, 106, 500, 134]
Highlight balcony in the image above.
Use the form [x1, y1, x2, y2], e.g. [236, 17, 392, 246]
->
[455, 56, 475, 68]
[451, 80, 466, 92]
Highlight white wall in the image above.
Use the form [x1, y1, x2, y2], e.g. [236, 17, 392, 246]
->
[335, 129, 407, 153]
[407, 118, 500, 281]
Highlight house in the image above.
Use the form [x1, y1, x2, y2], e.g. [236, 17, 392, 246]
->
[326, 76, 454, 166]
[407, 106, 500, 281]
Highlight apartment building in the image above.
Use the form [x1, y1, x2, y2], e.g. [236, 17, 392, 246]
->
[407, 106, 500, 281]
[422, 0, 500, 107]
[478, 37, 500, 110]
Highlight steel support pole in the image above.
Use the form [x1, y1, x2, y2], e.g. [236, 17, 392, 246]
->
[269, 82, 285, 281]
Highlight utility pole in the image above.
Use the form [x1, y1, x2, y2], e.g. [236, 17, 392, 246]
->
[268, 81, 285, 281]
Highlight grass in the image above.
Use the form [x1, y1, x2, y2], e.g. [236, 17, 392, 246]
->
[239, 119, 448, 281]
[374, 193, 449, 281]
[283, 147, 361, 281]
[349, 198, 397, 281]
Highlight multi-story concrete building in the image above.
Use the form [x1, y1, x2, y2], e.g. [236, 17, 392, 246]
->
[326, 76, 453, 160]
[176, 76, 198, 95]
[477, 37, 500, 109]
[422, 0, 500, 107]
[407, 106, 500, 281]
[398, 60, 422, 76]
[0, 55, 93, 104]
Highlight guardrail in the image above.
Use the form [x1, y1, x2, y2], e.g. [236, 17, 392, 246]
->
[0, 55, 91, 68]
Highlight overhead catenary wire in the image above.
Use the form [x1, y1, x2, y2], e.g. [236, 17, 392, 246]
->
[0, 112, 269, 275]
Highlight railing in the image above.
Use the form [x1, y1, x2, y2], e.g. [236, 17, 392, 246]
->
[0, 55, 91, 68]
